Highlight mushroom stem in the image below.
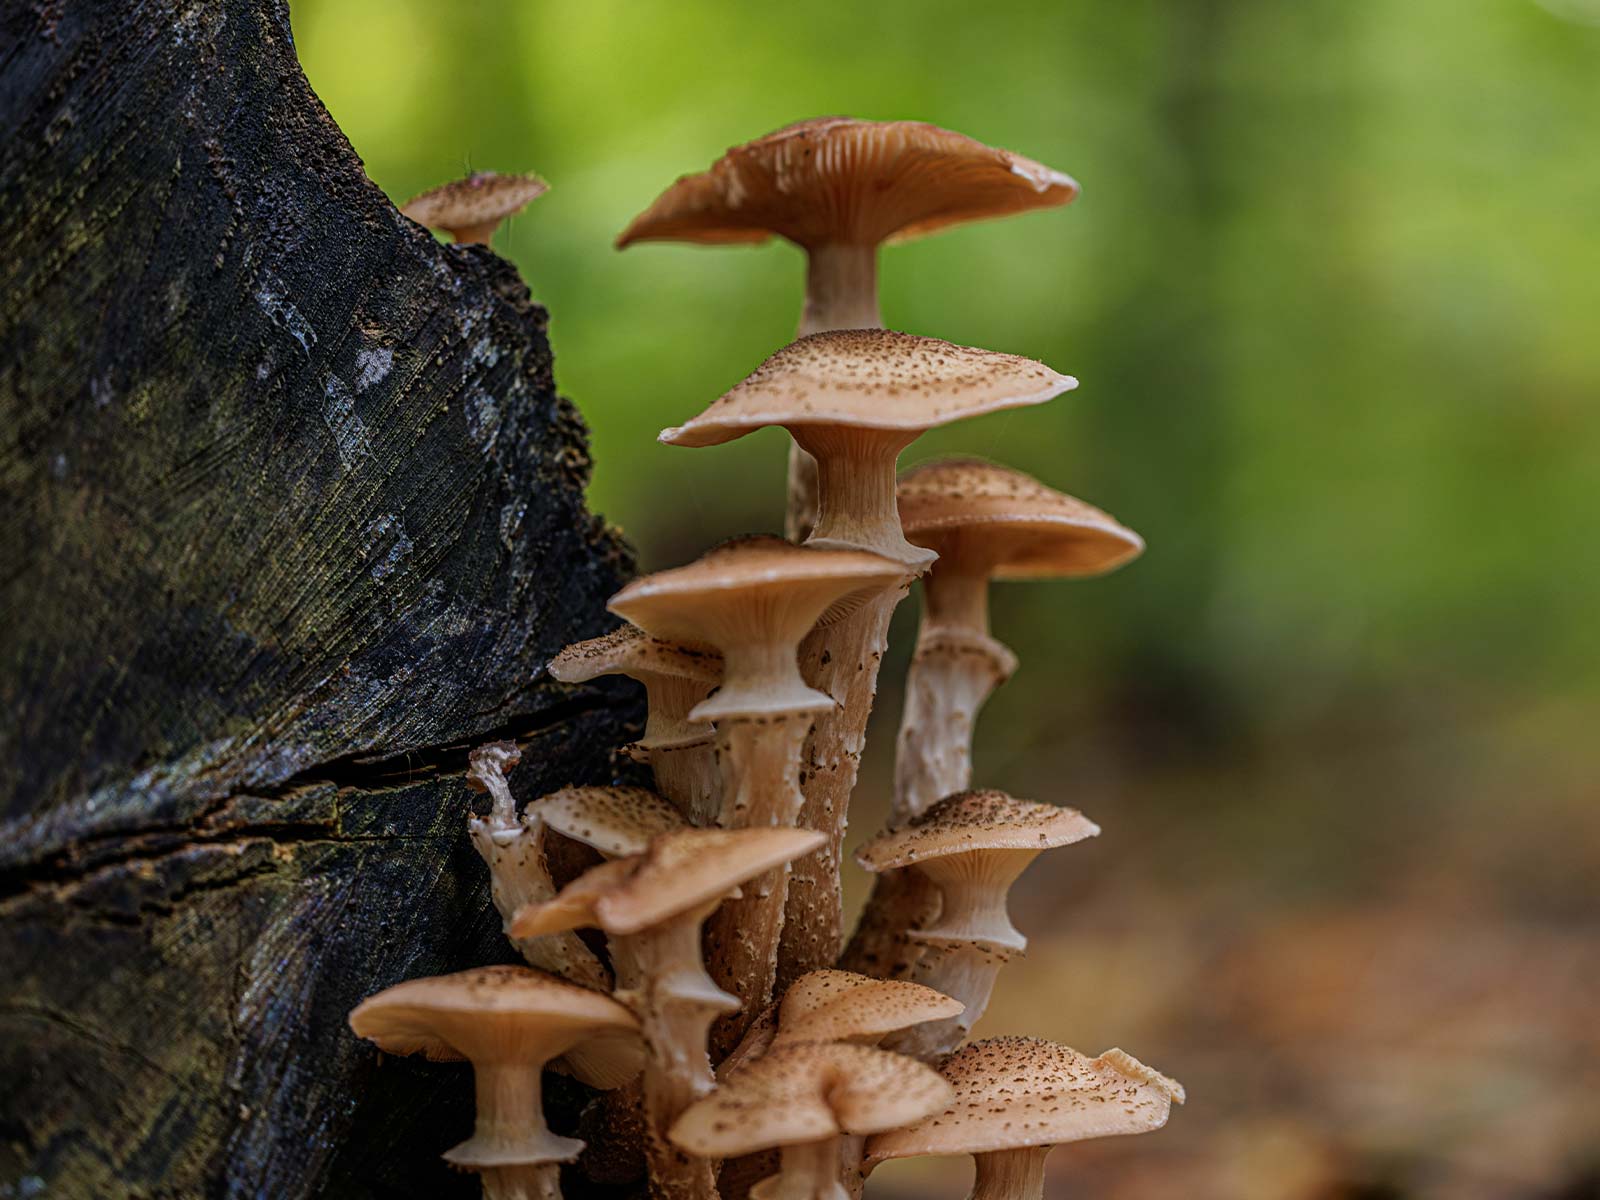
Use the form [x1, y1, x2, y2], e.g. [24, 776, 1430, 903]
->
[921, 566, 992, 635]
[647, 740, 722, 827]
[968, 1146, 1051, 1200]
[478, 1165, 562, 1200]
[446, 1059, 582, 1184]
[753, 1137, 850, 1200]
[799, 427, 927, 566]
[454, 220, 502, 246]
[882, 940, 1018, 1062]
[640, 673, 719, 755]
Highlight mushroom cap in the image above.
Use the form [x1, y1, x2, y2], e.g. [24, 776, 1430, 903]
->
[548, 624, 722, 686]
[855, 789, 1100, 874]
[528, 786, 687, 858]
[865, 1037, 1183, 1165]
[464, 740, 521, 793]
[774, 969, 963, 1047]
[660, 330, 1075, 449]
[670, 1042, 955, 1157]
[513, 827, 825, 939]
[400, 171, 548, 235]
[898, 458, 1144, 578]
[347, 965, 641, 1074]
[616, 117, 1078, 251]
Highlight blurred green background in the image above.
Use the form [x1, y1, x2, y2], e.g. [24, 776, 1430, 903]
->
[291, 1, 1600, 1197]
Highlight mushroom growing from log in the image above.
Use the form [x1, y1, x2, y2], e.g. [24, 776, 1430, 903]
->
[660, 330, 1078, 992]
[530, 785, 688, 859]
[466, 741, 611, 991]
[864, 1038, 1184, 1200]
[401, 171, 549, 245]
[672, 1042, 954, 1200]
[511, 826, 826, 1200]
[857, 790, 1099, 1061]
[617, 117, 1079, 538]
[608, 537, 905, 1047]
[347, 966, 643, 1200]
[548, 626, 724, 825]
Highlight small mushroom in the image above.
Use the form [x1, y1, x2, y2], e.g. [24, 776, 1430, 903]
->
[771, 969, 963, 1049]
[511, 826, 825, 1200]
[608, 537, 905, 1047]
[856, 790, 1099, 1060]
[548, 626, 724, 825]
[671, 1042, 954, 1200]
[348, 965, 642, 1200]
[529, 785, 688, 859]
[864, 1037, 1184, 1200]
[401, 171, 548, 245]
[465, 742, 610, 991]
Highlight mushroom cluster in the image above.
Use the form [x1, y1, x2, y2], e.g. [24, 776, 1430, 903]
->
[349, 117, 1182, 1200]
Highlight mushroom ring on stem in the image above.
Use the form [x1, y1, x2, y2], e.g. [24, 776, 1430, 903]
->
[401, 170, 548, 246]
[511, 826, 825, 1200]
[864, 1037, 1184, 1200]
[856, 790, 1099, 1061]
[348, 965, 643, 1200]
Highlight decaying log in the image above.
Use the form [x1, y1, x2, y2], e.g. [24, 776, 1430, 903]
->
[0, 1, 638, 1196]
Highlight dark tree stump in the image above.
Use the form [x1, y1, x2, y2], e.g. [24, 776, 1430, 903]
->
[0, 1, 638, 1196]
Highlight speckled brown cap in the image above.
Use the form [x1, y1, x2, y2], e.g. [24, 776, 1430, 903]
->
[773, 969, 963, 1047]
[865, 1037, 1183, 1165]
[400, 171, 548, 243]
[898, 458, 1144, 578]
[855, 789, 1099, 874]
[617, 118, 1078, 251]
[549, 625, 722, 687]
[669, 1042, 955, 1157]
[528, 786, 687, 858]
[659, 331, 1074, 449]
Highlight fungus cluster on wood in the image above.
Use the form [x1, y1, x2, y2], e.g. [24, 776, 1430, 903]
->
[350, 117, 1181, 1200]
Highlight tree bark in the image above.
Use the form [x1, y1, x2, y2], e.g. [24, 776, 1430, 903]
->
[0, 1, 638, 1197]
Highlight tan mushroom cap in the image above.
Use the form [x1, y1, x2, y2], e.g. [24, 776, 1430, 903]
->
[670, 1042, 955, 1157]
[616, 118, 1078, 251]
[898, 458, 1145, 578]
[854, 789, 1100, 874]
[548, 624, 722, 686]
[512, 827, 825, 939]
[660, 331, 1075, 449]
[866, 1037, 1183, 1165]
[529, 786, 687, 858]
[774, 969, 963, 1047]
[401, 171, 548, 238]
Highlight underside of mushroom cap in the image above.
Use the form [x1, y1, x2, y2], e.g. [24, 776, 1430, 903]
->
[659, 330, 1075, 449]
[529, 786, 688, 858]
[774, 970, 963, 1046]
[669, 1042, 955, 1158]
[401, 171, 548, 234]
[865, 1036, 1183, 1165]
[898, 457, 1145, 578]
[854, 789, 1100, 874]
[616, 117, 1078, 251]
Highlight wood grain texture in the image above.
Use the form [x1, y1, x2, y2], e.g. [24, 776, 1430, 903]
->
[0, 1, 639, 1195]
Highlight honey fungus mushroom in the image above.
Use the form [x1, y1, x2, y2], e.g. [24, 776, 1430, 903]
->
[348, 966, 642, 1200]
[857, 790, 1100, 1060]
[401, 171, 549, 245]
[529, 785, 688, 859]
[864, 1038, 1184, 1200]
[670, 1042, 954, 1200]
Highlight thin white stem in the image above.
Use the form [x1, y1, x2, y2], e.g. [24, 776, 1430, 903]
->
[751, 1137, 850, 1200]
[478, 1163, 562, 1200]
[798, 428, 929, 568]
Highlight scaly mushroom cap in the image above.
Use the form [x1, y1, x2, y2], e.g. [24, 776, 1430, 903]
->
[616, 118, 1078, 250]
[898, 458, 1144, 578]
[774, 969, 963, 1047]
[608, 536, 906, 722]
[512, 827, 825, 939]
[348, 965, 641, 1076]
[401, 171, 548, 238]
[854, 789, 1100, 874]
[548, 624, 722, 686]
[529, 786, 688, 858]
[659, 331, 1075, 449]
[865, 1037, 1183, 1165]
[670, 1042, 955, 1157]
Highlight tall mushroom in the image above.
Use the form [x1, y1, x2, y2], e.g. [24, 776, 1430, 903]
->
[348, 965, 642, 1200]
[466, 741, 610, 991]
[617, 117, 1079, 538]
[548, 627, 724, 825]
[864, 1038, 1184, 1200]
[401, 170, 549, 245]
[511, 826, 825, 1200]
[671, 1042, 954, 1200]
[608, 536, 906, 1044]
[856, 790, 1099, 1061]
[845, 458, 1142, 977]
[659, 330, 1078, 991]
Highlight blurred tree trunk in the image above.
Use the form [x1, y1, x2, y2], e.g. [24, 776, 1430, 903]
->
[0, 1, 636, 1197]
